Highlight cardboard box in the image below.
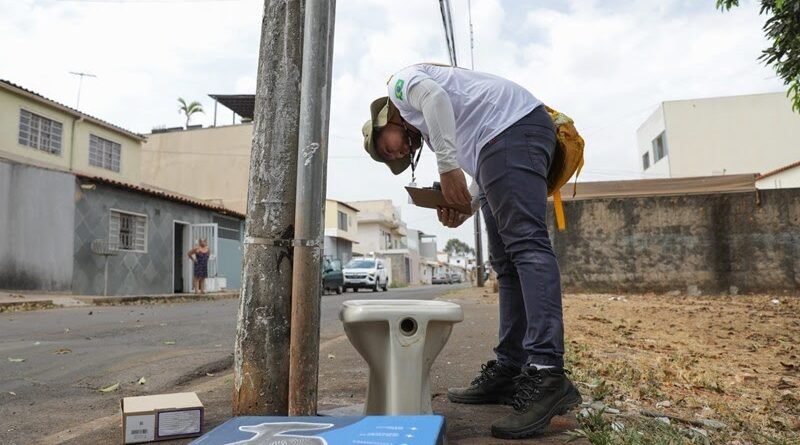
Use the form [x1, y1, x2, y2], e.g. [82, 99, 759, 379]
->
[121, 392, 204, 444]
[190, 415, 445, 445]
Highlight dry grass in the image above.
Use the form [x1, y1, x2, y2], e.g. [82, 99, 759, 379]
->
[562, 293, 800, 444]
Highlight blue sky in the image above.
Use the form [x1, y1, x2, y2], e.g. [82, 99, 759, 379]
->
[1, 0, 785, 251]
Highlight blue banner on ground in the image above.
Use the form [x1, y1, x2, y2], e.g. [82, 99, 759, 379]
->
[190, 416, 445, 445]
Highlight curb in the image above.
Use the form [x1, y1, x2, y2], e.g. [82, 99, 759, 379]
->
[0, 300, 55, 313]
[82, 292, 239, 306]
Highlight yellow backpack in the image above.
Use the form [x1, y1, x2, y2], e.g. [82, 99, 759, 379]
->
[544, 106, 585, 231]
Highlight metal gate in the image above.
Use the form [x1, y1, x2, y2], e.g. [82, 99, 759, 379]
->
[190, 223, 218, 277]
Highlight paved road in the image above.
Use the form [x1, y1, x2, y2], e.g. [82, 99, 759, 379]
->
[0, 284, 467, 444]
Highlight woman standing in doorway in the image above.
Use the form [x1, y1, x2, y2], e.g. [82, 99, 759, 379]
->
[188, 238, 210, 294]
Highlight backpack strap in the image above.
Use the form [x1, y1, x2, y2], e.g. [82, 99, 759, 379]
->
[553, 190, 566, 231]
[573, 157, 584, 197]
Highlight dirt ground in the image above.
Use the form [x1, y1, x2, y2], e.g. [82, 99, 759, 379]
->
[319, 287, 800, 444]
[554, 291, 800, 444]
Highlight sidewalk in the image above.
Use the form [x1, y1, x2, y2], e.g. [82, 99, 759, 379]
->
[0, 290, 239, 312]
[167, 287, 584, 445]
[316, 287, 585, 444]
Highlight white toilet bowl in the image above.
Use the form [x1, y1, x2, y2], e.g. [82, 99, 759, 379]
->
[339, 299, 464, 415]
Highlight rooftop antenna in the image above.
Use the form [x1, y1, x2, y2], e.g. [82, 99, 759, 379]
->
[69, 71, 97, 109]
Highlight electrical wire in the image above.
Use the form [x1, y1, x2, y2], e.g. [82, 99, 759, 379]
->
[438, 0, 458, 66]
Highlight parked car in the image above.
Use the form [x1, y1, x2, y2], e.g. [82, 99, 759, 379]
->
[432, 272, 451, 285]
[449, 273, 463, 283]
[322, 257, 344, 294]
[343, 258, 388, 292]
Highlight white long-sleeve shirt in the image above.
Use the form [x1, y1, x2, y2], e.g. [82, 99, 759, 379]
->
[387, 64, 541, 178]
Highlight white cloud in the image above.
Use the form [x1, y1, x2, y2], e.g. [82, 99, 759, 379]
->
[0, 0, 785, 253]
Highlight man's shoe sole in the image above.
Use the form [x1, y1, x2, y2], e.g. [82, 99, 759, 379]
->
[490, 390, 582, 439]
[446, 391, 513, 405]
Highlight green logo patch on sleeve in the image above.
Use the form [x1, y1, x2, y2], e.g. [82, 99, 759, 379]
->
[394, 79, 405, 100]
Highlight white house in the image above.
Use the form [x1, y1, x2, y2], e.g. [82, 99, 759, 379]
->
[637, 92, 800, 181]
[756, 161, 800, 190]
[349, 200, 411, 286]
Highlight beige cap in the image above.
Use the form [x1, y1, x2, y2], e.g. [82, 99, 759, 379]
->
[362, 96, 411, 175]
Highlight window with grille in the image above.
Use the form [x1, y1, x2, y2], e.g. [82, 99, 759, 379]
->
[642, 152, 650, 170]
[652, 132, 668, 162]
[337, 211, 348, 231]
[89, 134, 121, 172]
[18, 110, 63, 155]
[109, 210, 147, 252]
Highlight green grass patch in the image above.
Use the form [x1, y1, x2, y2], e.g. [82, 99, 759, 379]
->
[568, 409, 710, 445]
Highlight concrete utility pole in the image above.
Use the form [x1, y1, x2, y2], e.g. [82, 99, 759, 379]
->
[288, 0, 336, 416]
[233, 0, 305, 416]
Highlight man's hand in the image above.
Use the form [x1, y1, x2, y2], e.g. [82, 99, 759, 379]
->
[437, 207, 470, 228]
[439, 168, 471, 209]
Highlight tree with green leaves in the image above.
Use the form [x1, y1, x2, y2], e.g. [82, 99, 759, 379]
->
[717, 0, 800, 112]
[177, 97, 205, 129]
[444, 238, 474, 256]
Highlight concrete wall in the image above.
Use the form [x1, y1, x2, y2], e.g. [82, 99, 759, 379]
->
[549, 189, 800, 294]
[141, 124, 253, 213]
[420, 240, 437, 260]
[420, 263, 434, 284]
[72, 182, 240, 295]
[653, 93, 800, 178]
[0, 160, 75, 290]
[324, 236, 353, 264]
[383, 253, 408, 286]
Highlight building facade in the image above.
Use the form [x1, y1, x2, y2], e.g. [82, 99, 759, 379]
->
[0, 158, 244, 295]
[324, 199, 359, 265]
[0, 79, 146, 184]
[0, 81, 244, 295]
[142, 123, 253, 213]
[637, 92, 800, 181]
[350, 200, 412, 286]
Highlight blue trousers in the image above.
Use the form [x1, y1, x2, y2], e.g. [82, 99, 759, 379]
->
[476, 105, 564, 369]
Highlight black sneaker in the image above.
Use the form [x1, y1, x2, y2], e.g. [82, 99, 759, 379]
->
[490, 367, 582, 439]
[447, 360, 520, 405]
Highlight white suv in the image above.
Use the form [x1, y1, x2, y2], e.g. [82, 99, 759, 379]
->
[343, 257, 388, 292]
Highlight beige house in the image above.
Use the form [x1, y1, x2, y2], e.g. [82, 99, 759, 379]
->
[350, 200, 408, 254]
[141, 123, 253, 212]
[143, 123, 368, 264]
[349, 200, 417, 286]
[638, 92, 800, 181]
[0, 79, 146, 183]
[324, 199, 359, 264]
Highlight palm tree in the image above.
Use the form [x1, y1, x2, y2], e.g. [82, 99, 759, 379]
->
[177, 98, 204, 129]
